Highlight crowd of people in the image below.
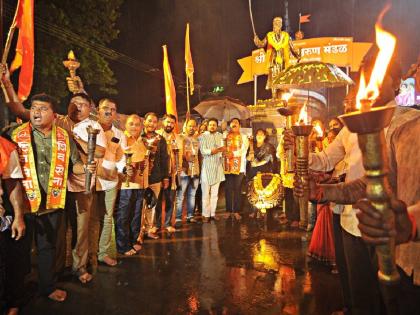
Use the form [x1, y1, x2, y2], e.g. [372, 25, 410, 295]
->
[0, 43, 419, 315]
[0, 62, 277, 314]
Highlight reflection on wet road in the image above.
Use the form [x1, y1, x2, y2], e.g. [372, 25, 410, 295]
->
[22, 218, 342, 315]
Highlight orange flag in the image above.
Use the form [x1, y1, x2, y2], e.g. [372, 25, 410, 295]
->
[10, 0, 35, 100]
[185, 23, 194, 95]
[162, 45, 178, 132]
[299, 14, 311, 24]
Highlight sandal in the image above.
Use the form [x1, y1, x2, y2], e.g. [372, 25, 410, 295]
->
[123, 248, 137, 256]
[133, 243, 142, 252]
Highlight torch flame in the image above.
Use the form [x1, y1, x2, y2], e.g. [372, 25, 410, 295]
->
[355, 4, 396, 110]
[314, 123, 323, 137]
[68, 50, 76, 60]
[281, 91, 294, 102]
[297, 103, 309, 125]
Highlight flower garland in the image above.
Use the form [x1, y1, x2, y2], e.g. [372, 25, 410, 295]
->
[253, 173, 282, 198]
[248, 173, 284, 213]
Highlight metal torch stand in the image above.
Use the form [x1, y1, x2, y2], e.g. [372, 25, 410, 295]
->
[291, 125, 313, 229]
[340, 105, 399, 315]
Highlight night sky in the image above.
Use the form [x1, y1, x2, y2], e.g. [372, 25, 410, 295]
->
[109, 0, 420, 116]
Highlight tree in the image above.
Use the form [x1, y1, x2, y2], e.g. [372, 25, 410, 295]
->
[14, 0, 123, 111]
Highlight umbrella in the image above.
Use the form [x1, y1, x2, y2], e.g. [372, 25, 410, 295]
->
[194, 96, 250, 120]
[273, 61, 354, 89]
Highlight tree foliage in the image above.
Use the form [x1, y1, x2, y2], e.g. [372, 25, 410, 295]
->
[28, 0, 123, 109]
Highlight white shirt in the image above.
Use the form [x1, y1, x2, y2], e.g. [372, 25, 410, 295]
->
[232, 134, 249, 174]
[72, 118, 107, 148]
[97, 126, 127, 191]
[309, 126, 364, 237]
[68, 118, 107, 192]
[199, 132, 225, 186]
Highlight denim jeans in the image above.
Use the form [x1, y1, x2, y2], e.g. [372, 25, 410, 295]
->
[175, 176, 199, 221]
[115, 189, 144, 254]
[155, 182, 176, 228]
[225, 173, 244, 213]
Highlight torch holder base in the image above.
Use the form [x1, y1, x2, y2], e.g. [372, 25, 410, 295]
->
[339, 105, 395, 134]
[291, 125, 313, 228]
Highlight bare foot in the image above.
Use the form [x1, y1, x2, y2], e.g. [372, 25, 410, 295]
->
[6, 307, 19, 315]
[48, 289, 67, 302]
[78, 272, 93, 284]
[100, 255, 117, 267]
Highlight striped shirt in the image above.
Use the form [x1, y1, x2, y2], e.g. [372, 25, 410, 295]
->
[199, 132, 225, 186]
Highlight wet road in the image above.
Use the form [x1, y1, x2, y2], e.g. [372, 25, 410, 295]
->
[22, 217, 342, 315]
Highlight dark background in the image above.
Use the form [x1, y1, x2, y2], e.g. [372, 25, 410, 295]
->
[109, 0, 419, 117]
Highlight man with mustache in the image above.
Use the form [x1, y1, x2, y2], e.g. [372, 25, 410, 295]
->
[175, 119, 200, 227]
[140, 113, 169, 239]
[115, 114, 148, 255]
[199, 118, 225, 222]
[223, 118, 249, 220]
[89, 98, 125, 268]
[156, 114, 179, 232]
[5, 93, 96, 304]
[1, 65, 106, 284]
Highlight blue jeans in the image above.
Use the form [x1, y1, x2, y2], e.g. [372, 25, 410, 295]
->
[155, 185, 176, 228]
[115, 189, 144, 253]
[176, 176, 199, 221]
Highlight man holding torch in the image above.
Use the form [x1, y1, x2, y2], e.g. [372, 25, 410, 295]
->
[115, 114, 149, 255]
[0, 65, 106, 284]
[290, 48, 419, 314]
[89, 98, 126, 268]
[5, 93, 96, 302]
[175, 118, 200, 227]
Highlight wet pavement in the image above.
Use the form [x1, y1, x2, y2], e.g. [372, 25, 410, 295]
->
[21, 216, 342, 315]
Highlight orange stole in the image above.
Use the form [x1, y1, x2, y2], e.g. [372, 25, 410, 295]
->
[224, 133, 242, 175]
[0, 137, 17, 175]
[12, 123, 70, 213]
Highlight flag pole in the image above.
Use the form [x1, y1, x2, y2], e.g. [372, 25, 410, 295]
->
[298, 13, 301, 32]
[1, 0, 19, 124]
[1, 1, 19, 64]
[186, 71, 190, 114]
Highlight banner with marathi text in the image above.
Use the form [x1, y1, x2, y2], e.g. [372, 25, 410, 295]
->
[237, 37, 372, 84]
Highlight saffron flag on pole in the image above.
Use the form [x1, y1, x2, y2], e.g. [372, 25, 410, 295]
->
[10, 0, 35, 100]
[299, 14, 311, 24]
[162, 45, 178, 132]
[185, 23, 194, 95]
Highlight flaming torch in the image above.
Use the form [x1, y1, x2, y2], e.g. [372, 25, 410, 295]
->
[292, 103, 312, 229]
[63, 50, 83, 94]
[277, 91, 300, 173]
[85, 126, 100, 194]
[313, 121, 324, 152]
[338, 6, 399, 285]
